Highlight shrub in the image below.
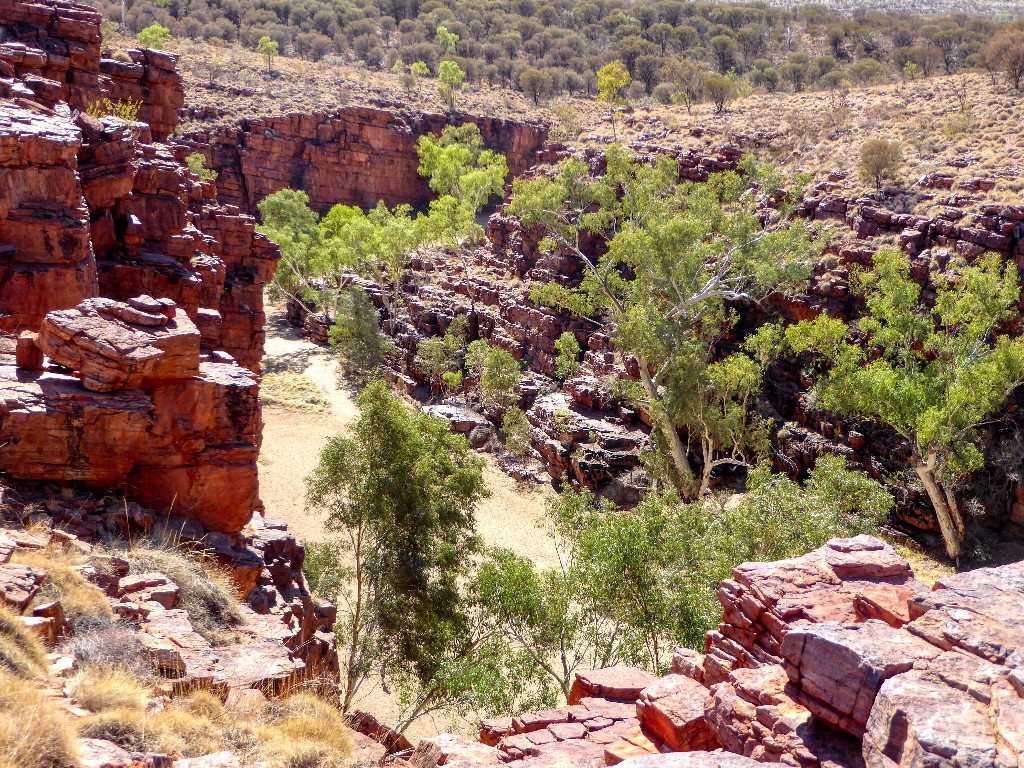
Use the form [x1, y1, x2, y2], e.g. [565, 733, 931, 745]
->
[705, 74, 737, 113]
[186, 152, 218, 181]
[126, 546, 243, 645]
[554, 331, 582, 381]
[327, 286, 394, 381]
[858, 138, 903, 189]
[137, 23, 171, 49]
[85, 97, 142, 123]
[0, 669, 79, 768]
[501, 406, 532, 458]
[63, 622, 152, 678]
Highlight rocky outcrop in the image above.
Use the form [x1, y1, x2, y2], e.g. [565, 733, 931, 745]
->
[0, 0, 182, 140]
[2, 295, 260, 533]
[0, 0, 278, 533]
[445, 537, 1024, 768]
[181, 107, 548, 215]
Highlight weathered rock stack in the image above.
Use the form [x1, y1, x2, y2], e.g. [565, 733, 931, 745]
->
[0, 0, 278, 532]
[414, 536, 1024, 768]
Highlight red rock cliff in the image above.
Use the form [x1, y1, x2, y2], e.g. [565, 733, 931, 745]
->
[0, 0, 277, 533]
[182, 106, 549, 214]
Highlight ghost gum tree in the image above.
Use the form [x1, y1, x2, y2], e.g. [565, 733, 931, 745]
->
[787, 250, 1024, 563]
[507, 148, 813, 497]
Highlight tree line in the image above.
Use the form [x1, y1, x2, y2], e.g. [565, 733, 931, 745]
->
[103, 0, 1024, 105]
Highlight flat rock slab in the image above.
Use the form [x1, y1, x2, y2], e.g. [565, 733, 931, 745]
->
[570, 667, 659, 704]
[39, 296, 200, 392]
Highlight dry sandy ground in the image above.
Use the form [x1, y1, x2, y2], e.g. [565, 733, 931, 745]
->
[258, 306, 558, 737]
[259, 307, 558, 565]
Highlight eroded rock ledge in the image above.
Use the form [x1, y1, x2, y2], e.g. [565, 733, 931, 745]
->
[415, 536, 1024, 768]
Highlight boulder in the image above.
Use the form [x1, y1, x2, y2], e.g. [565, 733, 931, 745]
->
[38, 297, 200, 392]
[636, 675, 718, 751]
[781, 620, 942, 737]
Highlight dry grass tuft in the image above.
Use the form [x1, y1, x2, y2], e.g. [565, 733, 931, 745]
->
[126, 545, 244, 646]
[77, 707, 151, 752]
[13, 548, 113, 631]
[68, 666, 153, 713]
[262, 694, 353, 768]
[261, 372, 332, 413]
[63, 622, 153, 678]
[0, 669, 79, 768]
[0, 606, 47, 677]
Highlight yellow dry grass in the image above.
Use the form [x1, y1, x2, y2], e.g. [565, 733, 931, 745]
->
[13, 547, 112, 630]
[68, 666, 153, 712]
[0, 669, 79, 768]
[261, 371, 333, 413]
[77, 687, 353, 768]
[0, 605, 47, 677]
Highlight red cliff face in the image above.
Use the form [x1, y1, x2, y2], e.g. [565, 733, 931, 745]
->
[181, 106, 549, 214]
[0, 0, 277, 533]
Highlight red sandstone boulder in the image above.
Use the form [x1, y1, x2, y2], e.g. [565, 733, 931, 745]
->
[38, 296, 200, 392]
[636, 675, 718, 751]
[781, 620, 942, 737]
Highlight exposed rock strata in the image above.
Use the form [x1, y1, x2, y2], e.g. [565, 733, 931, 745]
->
[0, 0, 278, 531]
[440, 537, 1024, 768]
[181, 107, 549, 214]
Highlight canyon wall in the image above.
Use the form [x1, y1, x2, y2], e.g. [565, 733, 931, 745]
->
[0, 0, 277, 533]
[369, 141, 1024, 532]
[181, 106, 550, 214]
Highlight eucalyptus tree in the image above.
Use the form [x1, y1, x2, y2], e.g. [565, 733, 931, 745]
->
[508, 149, 813, 495]
[787, 250, 1024, 562]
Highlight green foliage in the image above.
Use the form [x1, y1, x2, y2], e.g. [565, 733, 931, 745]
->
[786, 249, 1024, 560]
[554, 332, 582, 381]
[437, 60, 466, 110]
[416, 315, 470, 391]
[301, 539, 350, 601]
[501, 406, 532, 458]
[306, 380, 488, 716]
[481, 460, 887, 680]
[468, 340, 521, 412]
[858, 138, 903, 189]
[137, 23, 171, 49]
[597, 60, 631, 104]
[410, 61, 431, 77]
[416, 125, 508, 243]
[86, 97, 142, 122]
[436, 25, 459, 55]
[327, 286, 395, 380]
[705, 73, 737, 112]
[257, 35, 279, 74]
[185, 152, 217, 181]
[508, 147, 814, 497]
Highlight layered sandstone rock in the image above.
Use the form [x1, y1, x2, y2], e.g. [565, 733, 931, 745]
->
[182, 107, 548, 214]
[1, 295, 260, 533]
[0, 101, 97, 332]
[452, 538, 1024, 768]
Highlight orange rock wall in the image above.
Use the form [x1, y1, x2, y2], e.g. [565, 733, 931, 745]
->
[183, 106, 549, 214]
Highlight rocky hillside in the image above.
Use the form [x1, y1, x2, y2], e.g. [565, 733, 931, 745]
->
[412, 535, 1024, 768]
